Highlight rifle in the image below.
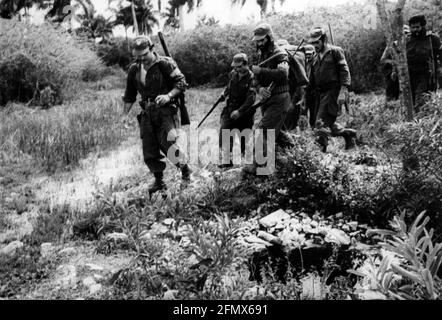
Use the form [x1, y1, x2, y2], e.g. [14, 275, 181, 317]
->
[158, 31, 191, 125]
[197, 94, 225, 128]
[238, 40, 305, 118]
[328, 24, 349, 114]
[428, 33, 438, 91]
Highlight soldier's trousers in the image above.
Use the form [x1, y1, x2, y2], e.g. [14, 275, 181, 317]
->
[410, 72, 431, 112]
[137, 103, 185, 173]
[314, 88, 347, 148]
[219, 107, 254, 162]
[385, 74, 400, 101]
[256, 92, 291, 154]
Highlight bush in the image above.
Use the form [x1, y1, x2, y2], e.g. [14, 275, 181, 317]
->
[0, 18, 106, 107]
[163, 3, 386, 91]
[97, 37, 133, 71]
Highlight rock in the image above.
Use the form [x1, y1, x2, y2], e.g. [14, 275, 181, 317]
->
[40, 243, 54, 258]
[150, 223, 169, 235]
[59, 247, 77, 257]
[348, 222, 358, 231]
[83, 277, 97, 287]
[259, 209, 290, 228]
[244, 235, 272, 247]
[55, 265, 77, 288]
[257, 231, 282, 245]
[105, 232, 129, 241]
[325, 228, 351, 245]
[163, 290, 179, 300]
[162, 218, 175, 226]
[0, 241, 24, 256]
[139, 230, 152, 241]
[85, 263, 104, 272]
[89, 284, 102, 295]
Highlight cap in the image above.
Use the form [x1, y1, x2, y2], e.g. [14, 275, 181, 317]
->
[308, 27, 326, 43]
[132, 36, 153, 56]
[231, 53, 248, 67]
[276, 39, 290, 47]
[303, 44, 315, 54]
[253, 23, 272, 41]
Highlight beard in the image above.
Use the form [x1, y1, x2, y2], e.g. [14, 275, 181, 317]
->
[411, 28, 426, 38]
[257, 39, 271, 52]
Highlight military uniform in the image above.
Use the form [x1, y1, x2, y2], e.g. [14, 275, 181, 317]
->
[406, 29, 441, 110]
[123, 36, 190, 193]
[308, 27, 356, 152]
[303, 45, 317, 128]
[380, 45, 400, 101]
[253, 25, 291, 147]
[276, 41, 309, 131]
[219, 54, 255, 165]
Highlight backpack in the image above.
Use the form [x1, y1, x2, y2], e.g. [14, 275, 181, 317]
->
[282, 45, 309, 96]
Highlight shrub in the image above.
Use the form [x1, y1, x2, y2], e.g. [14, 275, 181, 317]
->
[0, 18, 106, 107]
[162, 3, 386, 91]
[97, 37, 133, 71]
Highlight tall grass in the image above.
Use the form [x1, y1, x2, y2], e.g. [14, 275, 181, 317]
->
[0, 18, 107, 106]
[0, 89, 132, 172]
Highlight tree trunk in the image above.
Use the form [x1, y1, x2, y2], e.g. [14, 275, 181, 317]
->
[131, 1, 139, 36]
[376, 0, 414, 121]
[178, 4, 185, 31]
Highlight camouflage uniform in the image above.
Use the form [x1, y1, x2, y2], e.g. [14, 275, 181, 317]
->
[219, 54, 255, 165]
[123, 36, 190, 192]
[308, 28, 356, 152]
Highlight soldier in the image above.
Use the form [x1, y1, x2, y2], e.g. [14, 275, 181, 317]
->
[308, 27, 356, 152]
[380, 25, 411, 102]
[406, 14, 441, 111]
[219, 53, 255, 169]
[243, 23, 292, 175]
[122, 36, 191, 194]
[303, 44, 317, 128]
[276, 39, 309, 132]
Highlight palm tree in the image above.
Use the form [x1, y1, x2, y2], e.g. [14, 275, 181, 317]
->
[165, 0, 202, 31]
[231, 0, 285, 18]
[114, 0, 159, 35]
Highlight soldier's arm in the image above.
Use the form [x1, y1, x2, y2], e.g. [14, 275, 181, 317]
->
[334, 47, 351, 88]
[122, 64, 138, 115]
[380, 46, 395, 66]
[237, 88, 255, 116]
[161, 58, 188, 99]
[256, 50, 290, 82]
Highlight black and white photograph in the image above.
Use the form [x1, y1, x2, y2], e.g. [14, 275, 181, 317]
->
[0, 0, 442, 305]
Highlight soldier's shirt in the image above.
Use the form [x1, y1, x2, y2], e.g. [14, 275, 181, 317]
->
[225, 70, 254, 110]
[310, 45, 351, 90]
[407, 33, 441, 74]
[256, 43, 290, 90]
[123, 52, 187, 104]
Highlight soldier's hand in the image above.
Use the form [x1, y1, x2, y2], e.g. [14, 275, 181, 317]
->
[258, 87, 271, 100]
[338, 88, 348, 107]
[230, 110, 240, 120]
[251, 65, 262, 75]
[155, 94, 171, 107]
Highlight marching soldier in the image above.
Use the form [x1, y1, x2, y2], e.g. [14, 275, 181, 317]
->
[219, 53, 255, 168]
[122, 36, 192, 194]
[243, 23, 292, 175]
[308, 27, 357, 152]
[406, 14, 441, 111]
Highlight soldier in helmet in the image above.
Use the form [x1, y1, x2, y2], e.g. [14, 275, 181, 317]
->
[308, 27, 357, 152]
[122, 36, 192, 194]
[219, 53, 255, 169]
[242, 23, 292, 175]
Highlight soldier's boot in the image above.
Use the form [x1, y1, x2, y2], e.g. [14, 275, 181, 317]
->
[342, 129, 357, 150]
[148, 172, 167, 195]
